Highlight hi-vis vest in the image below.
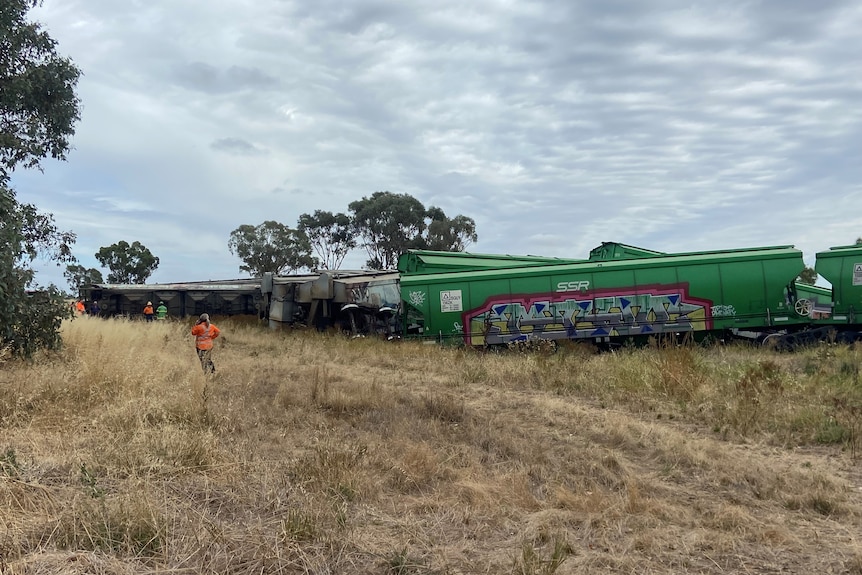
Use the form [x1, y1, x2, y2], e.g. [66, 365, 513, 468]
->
[192, 324, 220, 350]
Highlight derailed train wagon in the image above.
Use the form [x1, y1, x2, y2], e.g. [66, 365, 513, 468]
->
[587, 242, 836, 327]
[786, 244, 862, 344]
[82, 270, 401, 336]
[815, 244, 862, 325]
[399, 245, 807, 346]
[586, 242, 862, 346]
[81, 279, 263, 319]
[263, 270, 401, 336]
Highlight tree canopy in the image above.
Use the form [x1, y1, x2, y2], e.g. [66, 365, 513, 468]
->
[64, 263, 103, 293]
[228, 221, 315, 276]
[0, 0, 80, 356]
[297, 210, 355, 270]
[1, 185, 77, 355]
[349, 192, 426, 269]
[349, 191, 478, 269]
[95, 241, 159, 284]
[796, 266, 818, 285]
[0, 0, 81, 177]
[424, 207, 477, 252]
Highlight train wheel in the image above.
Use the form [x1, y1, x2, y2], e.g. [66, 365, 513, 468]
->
[794, 299, 812, 317]
[761, 333, 782, 348]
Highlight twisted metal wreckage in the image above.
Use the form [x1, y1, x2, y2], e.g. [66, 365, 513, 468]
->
[80, 270, 402, 337]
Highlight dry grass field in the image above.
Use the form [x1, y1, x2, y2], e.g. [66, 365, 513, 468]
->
[2, 316, 862, 574]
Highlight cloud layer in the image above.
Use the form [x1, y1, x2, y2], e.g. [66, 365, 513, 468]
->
[13, 0, 862, 286]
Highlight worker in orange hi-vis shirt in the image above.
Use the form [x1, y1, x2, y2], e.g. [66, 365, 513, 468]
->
[143, 301, 155, 322]
[75, 300, 85, 315]
[191, 313, 220, 374]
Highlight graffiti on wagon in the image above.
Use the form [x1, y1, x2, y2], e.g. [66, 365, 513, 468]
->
[464, 284, 714, 346]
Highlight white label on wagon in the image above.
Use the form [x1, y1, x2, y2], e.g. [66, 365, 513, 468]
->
[440, 290, 463, 312]
[854, 263, 862, 286]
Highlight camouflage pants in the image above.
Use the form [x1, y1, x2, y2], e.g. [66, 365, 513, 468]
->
[197, 348, 215, 374]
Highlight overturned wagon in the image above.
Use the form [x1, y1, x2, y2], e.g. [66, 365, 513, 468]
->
[80, 279, 263, 319]
[263, 270, 401, 336]
[399, 245, 808, 346]
[80, 270, 402, 336]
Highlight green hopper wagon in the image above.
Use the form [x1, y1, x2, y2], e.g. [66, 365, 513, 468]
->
[815, 245, 862, 326]
[400, 245, 806, 346]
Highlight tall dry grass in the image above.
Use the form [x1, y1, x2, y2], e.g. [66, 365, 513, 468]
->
[1, 316, 861, 574]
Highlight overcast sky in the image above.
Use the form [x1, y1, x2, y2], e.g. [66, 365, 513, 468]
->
[12, 0, 862, 288]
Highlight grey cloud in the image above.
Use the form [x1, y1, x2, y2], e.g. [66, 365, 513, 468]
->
[18, 0, 862, 287]
[269, 187, 307, 195]
[210, 137, 268, 156]
[174, 62, 279, 93]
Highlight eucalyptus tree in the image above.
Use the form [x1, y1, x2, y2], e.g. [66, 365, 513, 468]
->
[95, 241, 159, 284]
[297, 210, 355, 270]
[228, 221, 315, 276]
[349, 191, 479, 269]
[0, 0, 81, 355]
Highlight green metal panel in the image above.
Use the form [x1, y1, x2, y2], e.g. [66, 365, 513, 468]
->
[588, 242, 665, 261]
[588, 242, 795, 262]
[590, 268, 635, 291]
[815, 245, 862, 323]
[795, 283, 831, 300]
[397, 250, 581, 275]
[509, 274, 555, 294]
[712, 257, 803, 328]
[402, 281, 432, 335]
[401, 245, 805, 345]
[721, 261, 766, 318]
[631, 263, 679, 286]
